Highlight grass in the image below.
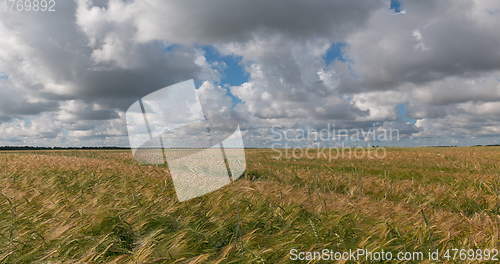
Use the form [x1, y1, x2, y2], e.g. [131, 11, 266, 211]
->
[0, 147, 498, 263]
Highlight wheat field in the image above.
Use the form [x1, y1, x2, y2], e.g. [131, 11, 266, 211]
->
[0, 148, 498, 263]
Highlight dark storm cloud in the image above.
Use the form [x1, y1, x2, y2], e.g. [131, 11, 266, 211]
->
[115, 0, 384, 44]
[0, 1, 205, 113]
[1, 100, 57, 116]
[75, 45, 203, 110]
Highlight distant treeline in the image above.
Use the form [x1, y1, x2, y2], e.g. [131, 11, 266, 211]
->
[0, 145, 499, 151]
[0, 146, 130, 150]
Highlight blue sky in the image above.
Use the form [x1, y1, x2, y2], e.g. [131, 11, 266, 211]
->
[201, 46, 249, 87]
[201, 46, 248, 105]
[395, 104, 416, 125]
[390, 0, 403, 13]
[324, 42, 348, 65]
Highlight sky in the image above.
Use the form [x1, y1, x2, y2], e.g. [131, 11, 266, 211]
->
[0, 0, 500, 147]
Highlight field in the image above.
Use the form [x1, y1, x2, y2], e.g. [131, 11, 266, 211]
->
[0, 148, 498, 263]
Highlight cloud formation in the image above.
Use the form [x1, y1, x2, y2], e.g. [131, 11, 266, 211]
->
[0, 0, 499, 146]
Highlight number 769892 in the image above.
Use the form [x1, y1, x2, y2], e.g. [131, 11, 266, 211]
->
[1, 0, 56, 12]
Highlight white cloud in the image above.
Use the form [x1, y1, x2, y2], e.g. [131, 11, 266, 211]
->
[0, 0, 500, 146]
